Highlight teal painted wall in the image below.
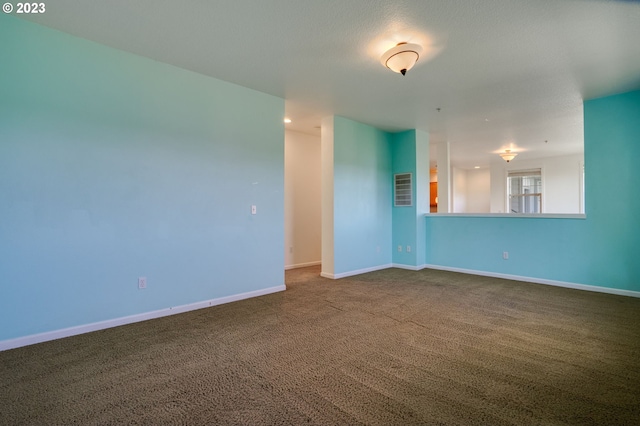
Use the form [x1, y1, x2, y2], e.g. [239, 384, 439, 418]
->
[425, 90, 640, 291]
[582, 89, 640, 288]
[329, 123, 428, 274]
[390, 130, 430, 268]
[0, 16, 285, 341]
[424, 216, 590, 282]
[391, 131, 418, 265]
[332, 116, 392, 274]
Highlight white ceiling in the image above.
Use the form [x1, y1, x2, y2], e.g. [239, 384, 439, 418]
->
[22, 0, 640, 169]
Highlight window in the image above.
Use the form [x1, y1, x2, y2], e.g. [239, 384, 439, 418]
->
[508, 169, 541, 213]
[394, 173, 412, 206]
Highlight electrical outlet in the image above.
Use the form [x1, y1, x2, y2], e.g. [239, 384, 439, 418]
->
[503, 251, 509, 260]
[289, 246, 293, 254]
[398, 245, 403, 252]
[251, 205, 257, 215]
[138, 277, 147, 289]
[406, 245, 411, 253]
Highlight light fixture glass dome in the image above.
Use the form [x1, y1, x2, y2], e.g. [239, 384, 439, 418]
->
[499, 149, 518, 162]
[380, 43, 423, 75]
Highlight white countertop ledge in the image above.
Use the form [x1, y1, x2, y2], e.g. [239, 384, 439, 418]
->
[424, 213, 586, 219]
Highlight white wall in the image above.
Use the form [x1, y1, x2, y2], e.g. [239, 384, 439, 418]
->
[285, 130, 322, 268]
[490, 153, 583, 213]
[320, 117, 335, 276]
[543, 155, 583, 213]
[435, 142, 451, 213]
[452, 167, 467, 213]
[466, 168, 491, 212]
[452, 167, 491, 213]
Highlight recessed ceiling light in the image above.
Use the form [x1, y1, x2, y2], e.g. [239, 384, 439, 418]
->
[284, 118, 292, 124]
[474, 166, 480, 169]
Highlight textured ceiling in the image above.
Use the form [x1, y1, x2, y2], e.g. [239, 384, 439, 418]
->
[20, 0, 640, 168]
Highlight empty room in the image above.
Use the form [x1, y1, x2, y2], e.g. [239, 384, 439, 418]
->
[1, 1, 640, 424]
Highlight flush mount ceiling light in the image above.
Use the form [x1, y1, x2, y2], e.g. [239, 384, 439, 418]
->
[499, 149, 518, 163]
[380, 42, 423, 75]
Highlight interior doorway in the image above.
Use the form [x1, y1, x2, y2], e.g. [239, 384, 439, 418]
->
[284, 130, 322, 270]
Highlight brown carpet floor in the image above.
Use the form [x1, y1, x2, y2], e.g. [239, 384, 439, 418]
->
[1, 266, 639, 425]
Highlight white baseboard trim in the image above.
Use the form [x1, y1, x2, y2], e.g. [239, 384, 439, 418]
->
[423, 264, 640, 298]
[285, 261, 321, 270]
[0, 285, 286, 352]
[321, 264, 393, 280]
[392, 263, 428, 271]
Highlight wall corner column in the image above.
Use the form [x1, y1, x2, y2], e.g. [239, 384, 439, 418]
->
[320, 116, 335, 278]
